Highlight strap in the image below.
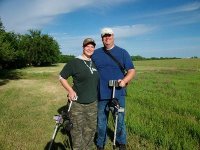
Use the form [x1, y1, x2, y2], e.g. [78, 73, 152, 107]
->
[103, 48, 127, 75]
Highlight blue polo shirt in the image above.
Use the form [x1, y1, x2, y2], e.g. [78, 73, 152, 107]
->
[92, 45, 134, 100]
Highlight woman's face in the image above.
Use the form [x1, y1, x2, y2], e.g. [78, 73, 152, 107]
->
[83, 44, 95, 57]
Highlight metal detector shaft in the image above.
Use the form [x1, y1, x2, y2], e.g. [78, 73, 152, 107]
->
[113, 113, 118, 149]
[51, 124, 59, 141]
[109, 80, 120, 149]
[112, 86, 116, 99]
[48, 100, 73, 150]
[109, 80, 119, 99]
[68, 100, 72, 112]
[48, 124, 60, 150]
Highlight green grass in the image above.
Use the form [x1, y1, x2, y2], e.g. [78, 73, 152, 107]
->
[126, 59, 200, 150]
[0, 59, 200, 150]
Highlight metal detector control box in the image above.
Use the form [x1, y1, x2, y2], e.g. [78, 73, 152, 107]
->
[109, 80, 119, 87]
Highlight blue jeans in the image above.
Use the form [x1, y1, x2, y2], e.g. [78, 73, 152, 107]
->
[96, 96, 126, 147]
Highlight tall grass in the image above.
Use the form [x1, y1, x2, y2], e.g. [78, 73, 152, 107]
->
[0, 59, 199, 150]
[126, 59, 200, 150]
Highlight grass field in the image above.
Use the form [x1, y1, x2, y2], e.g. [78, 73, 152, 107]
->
[0, 58, 200, 150]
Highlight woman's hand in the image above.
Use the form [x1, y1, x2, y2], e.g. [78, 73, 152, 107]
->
[67, 90, 78, 101]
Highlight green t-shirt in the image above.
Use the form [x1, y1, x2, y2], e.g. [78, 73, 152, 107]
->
[60, 58, 99, 104]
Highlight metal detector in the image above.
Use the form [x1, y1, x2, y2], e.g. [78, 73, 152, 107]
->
[109, 80, 124, 149]
[48, 101, 73, 150]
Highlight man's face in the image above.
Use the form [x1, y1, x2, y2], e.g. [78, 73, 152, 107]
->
[102, 34, 114, 48]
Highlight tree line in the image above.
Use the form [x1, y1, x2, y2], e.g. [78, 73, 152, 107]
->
[0, 18, 61, 69]
[131, 55, 182, 61]
[1, 18, 196, 70]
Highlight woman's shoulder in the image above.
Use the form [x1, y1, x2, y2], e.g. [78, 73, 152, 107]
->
[65, 57, 81, 66]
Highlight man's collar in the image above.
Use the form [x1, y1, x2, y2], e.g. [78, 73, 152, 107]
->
[105, 45, 115, 51]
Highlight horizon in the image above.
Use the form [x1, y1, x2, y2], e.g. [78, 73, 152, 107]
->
[0, 0, 200, 58]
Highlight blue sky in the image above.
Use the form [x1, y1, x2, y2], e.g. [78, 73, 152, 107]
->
[0, 0, 200, 58]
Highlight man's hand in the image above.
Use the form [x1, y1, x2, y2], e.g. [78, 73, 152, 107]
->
[118, 79, 126, 87]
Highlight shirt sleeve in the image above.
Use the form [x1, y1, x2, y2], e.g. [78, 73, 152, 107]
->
[123, 50, 135, 70]
[59, 60, 74, 79]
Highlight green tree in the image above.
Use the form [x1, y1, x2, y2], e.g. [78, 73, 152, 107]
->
[0, 18, 27, 69]
[0, 18, 5, 32]
[0, 18, 61, 69]
[132, 55, 146, 61]
[21, 29, 61, 66]
[0, 31, 19, 68]
[59, 55, 75, 63]
[39, 34, 60, 65]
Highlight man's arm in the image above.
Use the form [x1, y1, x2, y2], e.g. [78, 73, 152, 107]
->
[118, 68, 136, 87]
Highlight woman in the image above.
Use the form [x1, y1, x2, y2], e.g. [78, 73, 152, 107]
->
[59, 38, 99, 149]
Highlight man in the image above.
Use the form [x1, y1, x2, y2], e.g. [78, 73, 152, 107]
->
[92, 28, 136, 150]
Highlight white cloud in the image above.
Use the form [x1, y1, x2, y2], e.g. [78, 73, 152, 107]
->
[111, 24, 156, 38]
[0, 0, 94, 33]
[132, 2, 200, 27]
[161, 2, 200, 15]
[0, 0, 132, 33]
[136, 2, 200, 19]
[50, 24, 156, 55]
